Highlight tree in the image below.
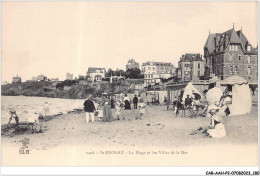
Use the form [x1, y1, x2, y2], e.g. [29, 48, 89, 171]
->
[78, 75, 85, 80]
[105, 68, 115, 77]
[125, 68, 142, 79]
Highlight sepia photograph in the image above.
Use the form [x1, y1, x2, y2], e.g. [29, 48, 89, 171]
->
[1, 1, 258, 169]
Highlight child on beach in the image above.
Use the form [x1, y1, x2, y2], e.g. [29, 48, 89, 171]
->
[97, 103, 103, 122]
[8, 109, 19, 125]
[136, 99, 146, 120]
[43, 102, 50, 117]
[115, 102, 122, 120]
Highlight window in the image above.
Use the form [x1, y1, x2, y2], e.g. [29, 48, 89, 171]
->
[248, 67, 251, 75]
[198, 71, 200, 76]
[148, 67, 151, 70]
[238, 56, 241, 61]
[247, 46, 251, 51]
[198, 63, 200, 69]
[153, 67, 155, 70]
[230, 66, 233, 74]
[248, 56, 251, 64]
[234, 66, 238, 74]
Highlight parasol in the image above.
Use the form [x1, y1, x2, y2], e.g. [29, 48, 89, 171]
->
[206, 87, 223, 105]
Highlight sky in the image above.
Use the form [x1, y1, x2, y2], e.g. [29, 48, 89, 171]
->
[2, 1, 258, 82]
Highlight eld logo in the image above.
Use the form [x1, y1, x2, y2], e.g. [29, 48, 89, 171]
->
[19, 137, 30, 154]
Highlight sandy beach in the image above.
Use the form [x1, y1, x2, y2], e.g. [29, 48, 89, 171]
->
[1, 103, 258, 166]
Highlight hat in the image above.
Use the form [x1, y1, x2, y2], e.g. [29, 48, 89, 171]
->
[208, 104, 219, 111]
[208, 104, 219, 114]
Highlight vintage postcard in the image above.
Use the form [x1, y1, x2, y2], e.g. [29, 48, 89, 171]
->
[1, 1, 258, 167]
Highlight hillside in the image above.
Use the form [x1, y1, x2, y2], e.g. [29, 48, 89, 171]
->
[1, 81, 135, 99]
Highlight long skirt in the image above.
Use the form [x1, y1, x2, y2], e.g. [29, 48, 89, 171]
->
[125, 100, 131, 110]
[103, 104, 113, 122]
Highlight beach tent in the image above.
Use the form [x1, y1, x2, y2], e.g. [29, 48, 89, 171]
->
[221, 75, 251, 116]
[182, 82, 202, 100]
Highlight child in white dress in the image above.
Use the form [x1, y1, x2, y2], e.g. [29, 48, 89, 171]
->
[97, 104, 103, 122]
[137, 99, 146, 120]
[115, 102, 122, 120]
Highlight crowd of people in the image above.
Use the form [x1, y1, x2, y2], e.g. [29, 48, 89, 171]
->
[83, 94, 146, 123]
[7, 87, 234, 139]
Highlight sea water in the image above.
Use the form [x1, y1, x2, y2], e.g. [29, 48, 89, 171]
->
[1, 96, 85, 124]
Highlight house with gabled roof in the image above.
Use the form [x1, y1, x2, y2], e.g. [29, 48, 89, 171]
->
[204, 25, 258, 81]
[86, 67, 106, 82]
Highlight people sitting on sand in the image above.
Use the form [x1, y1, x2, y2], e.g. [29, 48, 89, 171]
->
[83, 95, 96, 123]
[206, 105, 226, 138]
[136, 99, 146, 120]
[28, 112, 43, 133]
[123, 94, 131, 110]
[115, 101, 122, 120]
[8, 109, 19, 125]
[103, 97, 114, 122]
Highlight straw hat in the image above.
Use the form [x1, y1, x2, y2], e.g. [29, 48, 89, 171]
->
[208, 104, 219, 114]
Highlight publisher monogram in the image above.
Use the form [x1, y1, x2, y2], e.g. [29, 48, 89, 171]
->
[19, 137, 30, 154]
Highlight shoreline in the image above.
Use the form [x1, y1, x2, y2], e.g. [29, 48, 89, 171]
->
[2, 105, 258, 148]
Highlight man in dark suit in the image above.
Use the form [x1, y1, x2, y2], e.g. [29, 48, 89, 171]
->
[83, 95, 96, 123]
[133, 94, 138, 109]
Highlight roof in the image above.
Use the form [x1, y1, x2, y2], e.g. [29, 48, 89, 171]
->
[128, 59, 138, 64]
[221, 75, 248, 85]
[142, 61, 174, 67]
[179, 53, 203, 62]
[87, 67, 106, 73]
[204, 27, 257, 56]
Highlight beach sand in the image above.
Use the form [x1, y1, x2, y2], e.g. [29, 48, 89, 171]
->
[1, 105, 258, 166]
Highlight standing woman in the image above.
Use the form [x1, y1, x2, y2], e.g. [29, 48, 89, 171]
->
[123, 94, 131, 110]
[110, 96, 115, 109]
[103, 96, 114, 122]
